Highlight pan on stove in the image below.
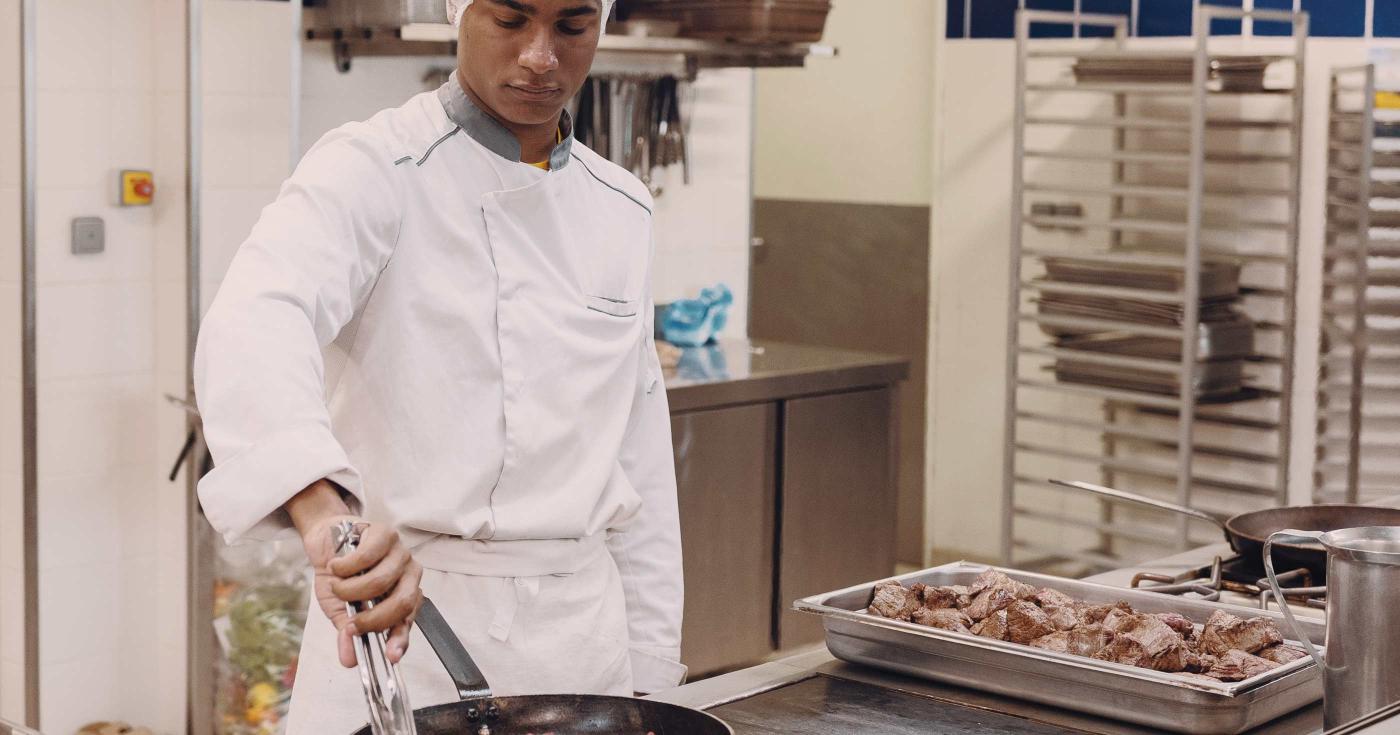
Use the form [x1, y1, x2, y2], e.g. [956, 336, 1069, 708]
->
[1054, 479, 1400, 582]
[351, 598, 732, 735]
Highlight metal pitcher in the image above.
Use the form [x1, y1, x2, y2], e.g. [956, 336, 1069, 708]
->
[1265, 526, 1400, 729]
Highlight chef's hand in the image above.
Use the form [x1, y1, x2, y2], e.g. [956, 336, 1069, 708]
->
[287, 479, 424, 669]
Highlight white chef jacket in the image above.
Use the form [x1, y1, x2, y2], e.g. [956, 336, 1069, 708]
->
[194, 72, 686, 691]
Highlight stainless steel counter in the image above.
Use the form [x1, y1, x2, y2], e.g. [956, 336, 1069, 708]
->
[663, 340, 910, 413]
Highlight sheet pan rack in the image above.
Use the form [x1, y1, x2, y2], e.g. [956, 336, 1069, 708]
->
[1002, 7, 1307, 576]
[1316, 64, 1400, 504]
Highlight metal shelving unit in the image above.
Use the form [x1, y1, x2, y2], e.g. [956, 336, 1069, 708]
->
[1317, 64, 1400, 504]
[1003, 7, 1307, 575]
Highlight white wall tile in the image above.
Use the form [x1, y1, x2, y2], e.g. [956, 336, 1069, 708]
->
[36, 0, 112, 91]
[155, 280, 187, 377]
[110, 91, 157, 171]
[0, 85, 18, 191]
[0, 471, 20, 577]
[0, 557, 21, 662]
[153, 0, 186, 94]
[203, 0, 294, 97]
[0, 0, 18, 89]
[203, 94, 293, 190]
[109, 0, 156, 93]
[0, 286, 17, 382]
[39, 652, 121, 734]
[0, 187, 19, 285]
[36, 91, 111, 190]
[36, 188, 156, 285]
[0, 657, 24, 725]
[37, 374, 157, 480]
[0, 379, 18, 471]
[36, 281, 155, 379]
[153, 91, 186, 190]
[38, 562, 121, 665]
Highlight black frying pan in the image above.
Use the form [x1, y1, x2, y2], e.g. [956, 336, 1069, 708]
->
[1054, 479, 1400, 582]
[351, 599, 732, 735]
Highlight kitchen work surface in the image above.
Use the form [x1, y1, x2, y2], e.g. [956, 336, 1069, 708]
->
[663, 339, 909, 412]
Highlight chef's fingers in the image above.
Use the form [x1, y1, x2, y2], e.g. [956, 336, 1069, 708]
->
[338, 624, 358, 668]
[384, 598, 420, 665]
[328, 523, 395, 577]
[330, 543, 410, 602]
[348, 560, 423, 635]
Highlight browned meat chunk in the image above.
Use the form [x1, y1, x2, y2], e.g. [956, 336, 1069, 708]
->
[1007, 601, 1057, 644]
[919, 586, 965, 610]
[1034, 588, 1076, 610]
[869, 581, 920, 620]
[1093, 615, 1197, 672]
[971, 609, 1009, 641]
[1194, 654, 1218, 673]
[965, 587, 1018, 622]
[1199, 610, 1283, 656]
[1257, 645, 1309, 665]
[969, 569, 1038, 601]
[1046, 605, 1081, 632]
[1030, 631, 1072, 653]
[1207, 650, 1280, 682]
[912, 607, 973, 633]
[1101, 607, 1138, 633]
[1079, 601, 1134, 625]
[1153, 613, 1197, 638]
[1067, 624, 1116, 658]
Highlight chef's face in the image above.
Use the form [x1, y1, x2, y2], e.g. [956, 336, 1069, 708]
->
[458, 0, 602, 128]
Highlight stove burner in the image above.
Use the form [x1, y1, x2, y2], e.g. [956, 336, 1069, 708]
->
[1130, 555, 1328, 611]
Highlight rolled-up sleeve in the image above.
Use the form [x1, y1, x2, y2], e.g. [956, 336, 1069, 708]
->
[606, 240, 688, 693]
[194, 125, 402, 545]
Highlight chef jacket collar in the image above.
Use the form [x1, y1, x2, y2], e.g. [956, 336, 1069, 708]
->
[438, 71, 575, 171]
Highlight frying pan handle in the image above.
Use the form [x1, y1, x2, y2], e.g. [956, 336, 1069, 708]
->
[1050, 479, 1229, 535]
[416, 597, 493, 702]
[1263, 530, 1327, 670]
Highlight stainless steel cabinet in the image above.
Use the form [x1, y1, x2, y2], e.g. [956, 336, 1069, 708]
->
[671, 403, 778, 676]
[777, 388, 897, 649]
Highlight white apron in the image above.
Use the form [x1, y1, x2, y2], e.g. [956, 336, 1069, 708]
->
[285, 549, 632, 734]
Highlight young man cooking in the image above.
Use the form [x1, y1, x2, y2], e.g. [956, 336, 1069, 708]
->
[193, 0, 684, 729]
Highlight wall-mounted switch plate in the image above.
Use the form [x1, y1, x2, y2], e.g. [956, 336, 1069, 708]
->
[72, 217, 105, 255]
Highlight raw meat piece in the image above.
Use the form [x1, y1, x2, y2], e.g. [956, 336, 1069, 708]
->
[1046, 605, 1081, 632]
[971, 609, 1009, 640]
[1034, 588, 1077, 610]
[1207, 650, 1280, 682]
[1199, 610, 1284, 656]
[1079, 601, 1134, 625]
[869, 581, 920, 620]
[1007, 601, 1057, 644]
[969, 569, 1038, 601]
[1257, 645, 1309, 665]
[919, 586, 964, 610]
[965, 587, 1018, 622]
[1153, 613, 1197, 638]
[1093, 615, 1197, 672]
[912, 607, 973, 633]
[1030, 631, 1072, 653]
[1066, 625, 1116, 658]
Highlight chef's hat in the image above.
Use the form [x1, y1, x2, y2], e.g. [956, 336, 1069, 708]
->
[446, 0, 616, 29]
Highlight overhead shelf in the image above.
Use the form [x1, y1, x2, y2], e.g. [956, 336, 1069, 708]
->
[304, 23, 836, 76]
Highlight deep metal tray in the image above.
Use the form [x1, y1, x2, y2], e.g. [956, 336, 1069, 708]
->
[794, 562, 1325, 735]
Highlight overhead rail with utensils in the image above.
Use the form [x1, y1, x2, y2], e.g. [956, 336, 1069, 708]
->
[1002, 7, 1308, 577]
[1316, 64, 1400, 505]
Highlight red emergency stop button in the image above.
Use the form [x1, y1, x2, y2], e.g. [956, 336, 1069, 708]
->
[119, 170, 154, 206]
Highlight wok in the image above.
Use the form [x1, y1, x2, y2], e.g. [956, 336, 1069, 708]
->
[350, 598, 732, 735]
[1054, 479, 1400, 582]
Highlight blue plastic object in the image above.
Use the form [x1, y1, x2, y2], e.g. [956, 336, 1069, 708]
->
[661, 284, 733, 347]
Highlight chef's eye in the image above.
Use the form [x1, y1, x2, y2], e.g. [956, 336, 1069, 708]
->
[557, 20, 587, 35]
[495, 14, 527, 29]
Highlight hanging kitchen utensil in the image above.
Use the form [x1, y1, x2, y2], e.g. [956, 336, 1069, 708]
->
[1051, 479, 1400, 582]
[334, 521, 419, 735]
[348, 598, 733, 735]
[1265, 526, 1400, 729]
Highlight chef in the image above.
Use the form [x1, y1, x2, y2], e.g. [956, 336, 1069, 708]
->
[192, 0, 684, 730]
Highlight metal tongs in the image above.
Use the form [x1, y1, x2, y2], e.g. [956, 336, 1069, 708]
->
[333, 521, 419, 735]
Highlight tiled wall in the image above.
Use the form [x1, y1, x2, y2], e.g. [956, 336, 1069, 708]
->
[947, 0, 1400, 39]
[299, 48, 755, 337]
[1, 0, 25, 722]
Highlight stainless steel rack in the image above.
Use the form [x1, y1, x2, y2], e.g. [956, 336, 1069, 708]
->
[1316, 65, 1400, 504]
[1002, 7, 1307, 576]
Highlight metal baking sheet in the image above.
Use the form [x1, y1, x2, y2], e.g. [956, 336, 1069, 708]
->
[794, 562, 1325, 735]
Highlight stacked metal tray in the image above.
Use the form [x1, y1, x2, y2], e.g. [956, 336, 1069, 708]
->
[794, 562, 1325, 735]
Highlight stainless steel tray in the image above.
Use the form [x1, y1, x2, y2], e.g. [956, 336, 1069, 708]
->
[794, 562, 1325, 735]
